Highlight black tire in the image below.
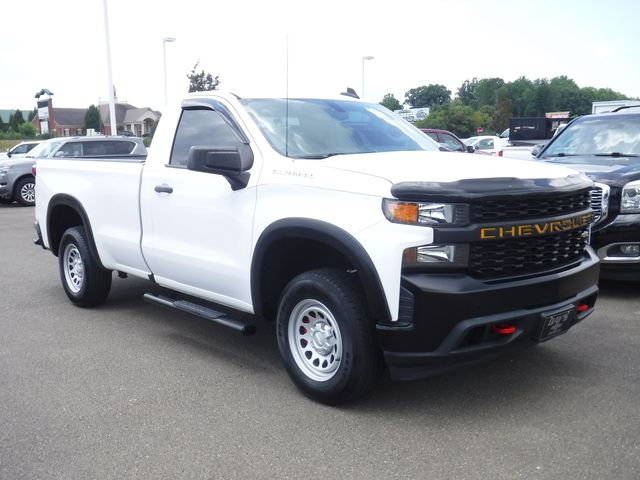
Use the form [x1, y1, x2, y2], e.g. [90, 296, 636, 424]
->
[14, 176, 36, 206]
[58, 226, 112, 307]
[276, 269, 383, 405]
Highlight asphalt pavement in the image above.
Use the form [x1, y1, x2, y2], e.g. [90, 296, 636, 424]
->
[1, 204, 639, 479]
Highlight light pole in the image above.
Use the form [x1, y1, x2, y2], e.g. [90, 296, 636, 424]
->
[102, 0, 117, 135]
[361, 56, 374, 100]
[163, 37, 176, 105]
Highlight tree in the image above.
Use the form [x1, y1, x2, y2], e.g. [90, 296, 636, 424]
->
[85, 105, 101, 133]
[0, 115, 6, 133]
[404, 84, 451, 109]
[19, 122, 36, 137]
[456, 78, 479, 109]
[10, 109, 25, 132]
[28, 108, 37, 122]
[187, 61, 220, 92]
[379, 93, 402, 111]
[415, 101, 490, 138]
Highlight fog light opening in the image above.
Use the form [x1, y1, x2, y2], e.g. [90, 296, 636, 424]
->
[620, 244, 640, 257]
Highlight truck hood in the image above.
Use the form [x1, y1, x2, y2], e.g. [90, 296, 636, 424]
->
[318, 150, 582, 185]
[539, 155, 640, 188]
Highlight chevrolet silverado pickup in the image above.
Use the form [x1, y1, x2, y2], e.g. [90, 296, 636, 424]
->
[34, 92, 600, 404]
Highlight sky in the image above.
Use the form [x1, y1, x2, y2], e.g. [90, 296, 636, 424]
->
[2, 0, 639, 113]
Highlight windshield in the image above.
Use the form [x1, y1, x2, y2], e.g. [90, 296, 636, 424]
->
[541, 116, 640, 159]
[240, 98, 439, 158]
[27, 140, 63, 158]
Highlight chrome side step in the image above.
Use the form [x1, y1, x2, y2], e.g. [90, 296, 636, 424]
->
[143, 293, 256, 335]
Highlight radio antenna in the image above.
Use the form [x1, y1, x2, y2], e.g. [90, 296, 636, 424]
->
[285, 34, 289, 158]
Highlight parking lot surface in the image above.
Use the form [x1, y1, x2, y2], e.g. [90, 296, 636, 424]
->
[1, 204, 639, 479]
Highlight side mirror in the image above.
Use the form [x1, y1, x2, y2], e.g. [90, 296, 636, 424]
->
[531, 144, 544, 157]
[6, 149, 12, 158]
[466, 145, 475, 153]
[474, 144, 480, 150]
[187, 144, 254, 190]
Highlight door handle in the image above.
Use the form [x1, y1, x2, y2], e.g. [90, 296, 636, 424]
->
[154, 184, 173, 194]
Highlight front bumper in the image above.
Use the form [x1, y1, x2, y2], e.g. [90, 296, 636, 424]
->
[377, 247, 600, 381]
[592, 214, 640, 280]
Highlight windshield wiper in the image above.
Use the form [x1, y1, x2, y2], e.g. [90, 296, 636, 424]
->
[292, 152, 376, 159]
[548, 152, 579, 157]
[594, 152, 639, 158]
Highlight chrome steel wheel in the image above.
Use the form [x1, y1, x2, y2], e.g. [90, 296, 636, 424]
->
[288, 299, 343, 382]
[63, 243, 84, 293]
[20, 182, 35, 204]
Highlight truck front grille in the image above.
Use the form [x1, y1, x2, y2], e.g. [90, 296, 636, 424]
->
[590, 184, 609, 225]
[470, 191, 591, 222]
[469, 227, 589, 278]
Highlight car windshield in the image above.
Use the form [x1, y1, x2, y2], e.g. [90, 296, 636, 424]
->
[541, 116, 640, 159]
[240, 98, 439, 158]
[27, 140, 63, 158]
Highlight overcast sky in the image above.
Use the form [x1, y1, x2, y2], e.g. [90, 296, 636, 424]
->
[2, 0, 639, 113]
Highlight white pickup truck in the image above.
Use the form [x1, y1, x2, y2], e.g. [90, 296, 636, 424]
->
[34, 92, 600, 404]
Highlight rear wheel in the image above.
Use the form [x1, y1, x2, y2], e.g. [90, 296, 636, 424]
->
[58, 226, 112, 307]
[276, 269, 382, 404]
[15, 177, 35, 206]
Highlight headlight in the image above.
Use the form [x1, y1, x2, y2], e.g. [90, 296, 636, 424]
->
[403, 244, 469, 269]
[382, 199, 468, 226]
[621, 180, 640, 213]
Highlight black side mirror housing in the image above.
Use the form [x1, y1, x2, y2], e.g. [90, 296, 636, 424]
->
[466, 145, 475, 153]
[187, 144, 254, 190]
[6, 150, 12, 158]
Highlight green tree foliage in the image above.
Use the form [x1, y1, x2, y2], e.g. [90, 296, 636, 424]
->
[380, 93, 403, 111]
[19, 122, 36, 137]
[415, 101, 491, 138]
[0, 115, 6, 133]
[187, 61, 220, 93]
[405, 84, 451, 109]
[85, 105, 102, 132]
[28, 108, 37, 122]
[9, 109, 25, 132]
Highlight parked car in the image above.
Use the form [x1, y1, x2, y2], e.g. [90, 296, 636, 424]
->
[0, 136, 146, 206]
[532, 106, 640, 280]
[463, 135, 505, 155]
[420, 128, 474, 153]
[0, 140, 42, 159]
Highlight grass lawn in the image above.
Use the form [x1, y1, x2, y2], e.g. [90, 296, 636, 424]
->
[0, 139, 23, 152]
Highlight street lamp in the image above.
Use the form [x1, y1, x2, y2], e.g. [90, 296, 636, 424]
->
[361, 56, 374, 99]
[163, 37, 176, 105]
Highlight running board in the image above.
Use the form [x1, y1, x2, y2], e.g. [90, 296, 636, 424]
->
[143, 293, 256, 335]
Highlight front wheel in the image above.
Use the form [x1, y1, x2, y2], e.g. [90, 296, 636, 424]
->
[15, 177, 36, 206]
[58, 226, 112, 307]
[276, 269, 382, 404]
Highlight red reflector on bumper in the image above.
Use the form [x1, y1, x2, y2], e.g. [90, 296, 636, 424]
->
[577, 304, 589, 312]
[491, 324, 516, 335]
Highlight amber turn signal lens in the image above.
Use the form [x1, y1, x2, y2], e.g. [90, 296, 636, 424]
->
[390, 202, 418, 224]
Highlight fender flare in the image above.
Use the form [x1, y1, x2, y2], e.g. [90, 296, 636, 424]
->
[251, 218, 391, 323]
[46, 194, 105, 269]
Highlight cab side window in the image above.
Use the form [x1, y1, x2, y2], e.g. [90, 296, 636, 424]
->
[170, 108, 241, 167]
[57, 142, 83, 157]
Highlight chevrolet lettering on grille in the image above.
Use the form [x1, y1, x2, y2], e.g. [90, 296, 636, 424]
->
[479, 212, 593, 240]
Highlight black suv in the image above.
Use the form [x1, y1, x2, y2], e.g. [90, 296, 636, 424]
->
[532, 106, 640, 280]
